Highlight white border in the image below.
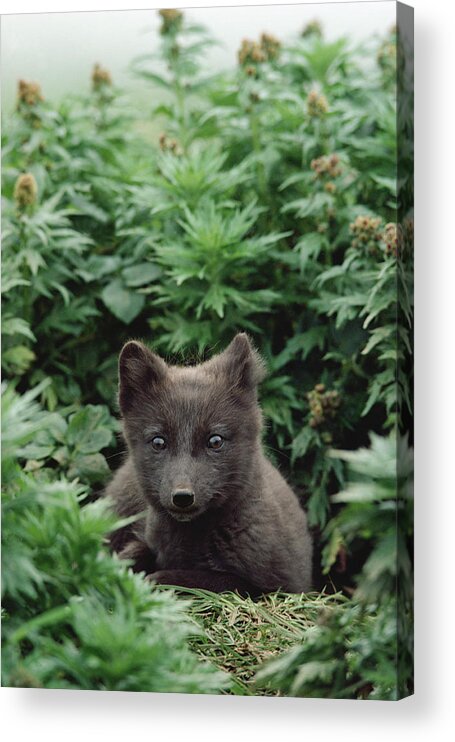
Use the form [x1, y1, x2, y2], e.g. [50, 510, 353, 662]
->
[2, 1, 455, 740]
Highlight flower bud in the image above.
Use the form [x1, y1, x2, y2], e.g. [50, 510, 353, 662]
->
[301, 20, 323, 39]
[350, 214, 383, 254]
[158, 8, 183, 35]
[14, 173, 38, 210]
[159, 132, 183, 156]
[17, 79, 43, 108]
[260, 33, 281, 61]
[310, 154, 341, 180]
[307, 383, 341, 428]
[92, 63, 112, 92]
[238, 32, 281, 70]
[383, 222, 403, 257]
[307, 90, 329, 117]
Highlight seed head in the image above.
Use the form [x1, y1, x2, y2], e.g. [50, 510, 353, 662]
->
[307, 384, 341, 428]
[159, 132, 183, 156]
[383, 222, 403, 258]
[17, 80, 43, 108]
[311, 153, 342, 179]
[301, 20, 323, 39]
[307, 90, 329, 117]
[91, 63, 112, 92]
[238, 32, 281, 70]
[159, 9, 183, 35]
[238, 39, 265, 67]
[14, 173, 38, 210]
[350, 215, 383, 254]
[260, 33, 281, 61]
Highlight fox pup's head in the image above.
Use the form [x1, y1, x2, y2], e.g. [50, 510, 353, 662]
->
[118, 333, 266, 522]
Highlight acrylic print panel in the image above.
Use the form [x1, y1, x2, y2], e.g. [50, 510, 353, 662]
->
[1, 2, 413, 699]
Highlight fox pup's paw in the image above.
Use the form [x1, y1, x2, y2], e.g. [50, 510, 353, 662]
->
[146, 569, 191, 587]
[117, 539, 157, 574]
[146, 568, 262, 597]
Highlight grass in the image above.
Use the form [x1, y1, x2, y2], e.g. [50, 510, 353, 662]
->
[161, 587, 346, 695]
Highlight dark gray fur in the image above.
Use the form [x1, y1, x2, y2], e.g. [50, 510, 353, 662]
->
[105, 333, 312, 595]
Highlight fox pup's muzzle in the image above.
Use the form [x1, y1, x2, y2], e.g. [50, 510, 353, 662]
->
[172, 490, 195, 509]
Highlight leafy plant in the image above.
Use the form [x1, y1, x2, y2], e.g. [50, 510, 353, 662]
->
[255, 434, 413, 700]
[1, 12, 412, 697]
[1, 383, 227, 693]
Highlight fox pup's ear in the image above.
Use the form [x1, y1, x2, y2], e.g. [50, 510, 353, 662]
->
[218, 333, 266, 390]
[119, 340, 167, 413]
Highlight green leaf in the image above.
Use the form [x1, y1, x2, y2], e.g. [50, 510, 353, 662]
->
[66, 405, 114, 454]
[291, 427, 315, 464]
[67, 453, 110, 483]
[131, 69, 171, 88]
[361, 379, 385, 417]
[70, 193, 109, 223]
[282, 192, 331, 218]
[294, 233, 324, 271]
[370, 174, 397, 195]
[2, 317, 36, 341]
[100, 279, 145, 324]
[122, 263, 162, 287]
[321, 527, 344, 573]
[302, 38, 347, 81]
[2, 345, 36, 374]
[362, 325, 395, 355]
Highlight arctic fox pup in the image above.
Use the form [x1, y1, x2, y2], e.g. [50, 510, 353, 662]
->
[106, 333, 312, 595]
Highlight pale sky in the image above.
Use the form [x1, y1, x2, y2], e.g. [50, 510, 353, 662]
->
[1, 2, 396, 110]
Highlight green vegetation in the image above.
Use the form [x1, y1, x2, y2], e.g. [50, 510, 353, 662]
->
[2, 11, 413, 698]
[1, 382, 228, 692]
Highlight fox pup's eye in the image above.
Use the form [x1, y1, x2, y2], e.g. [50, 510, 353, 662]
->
[208, 434, 224, 450]
[151, 436, 166, 451]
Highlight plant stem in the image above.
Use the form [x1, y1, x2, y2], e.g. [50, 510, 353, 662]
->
[249, 106, 267, 198]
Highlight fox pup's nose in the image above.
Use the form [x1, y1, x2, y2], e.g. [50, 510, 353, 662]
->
[172, 490, 195, 509]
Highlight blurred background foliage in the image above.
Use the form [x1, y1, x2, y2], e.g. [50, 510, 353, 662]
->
[2, 9, 413, 698]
